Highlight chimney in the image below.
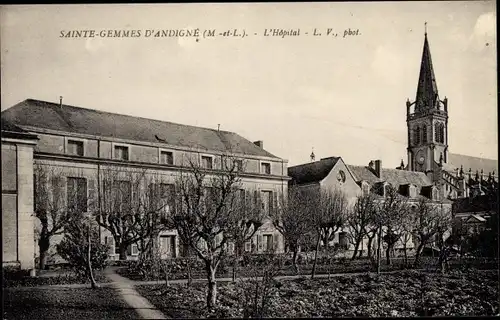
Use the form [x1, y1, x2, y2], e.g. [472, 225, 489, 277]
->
[253, 140, 263, 148]
[374, 160, 382, 178]
[59, 96, 63, 108]
[368, 160, 375, 170]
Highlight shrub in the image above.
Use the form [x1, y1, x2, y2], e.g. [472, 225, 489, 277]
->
[56, 217, 109, 276]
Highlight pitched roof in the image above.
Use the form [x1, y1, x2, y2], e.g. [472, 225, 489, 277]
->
[288, 157, 340, 184]
[453, 194, 497, 214]
[1, 117, 38, 140]
[447, 153, 498, 177]
[1, 99, 280, 159]
[347, 165, 433, 188]
[415, 32, 439, 112]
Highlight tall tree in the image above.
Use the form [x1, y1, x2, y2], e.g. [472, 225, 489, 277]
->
[33, 165, 83, 270]
[170, 153, 244, 309]
[227, 185, 265, 281]
[95, 167, 170, 260]
[373, 184, 408, 273]
[272, 185, 313, 275]
[411, 197, 452, 267]
[310, 188, 348, 279]
[347, 192, 378, 260]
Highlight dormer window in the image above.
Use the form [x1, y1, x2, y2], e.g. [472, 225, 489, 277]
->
[67, 139, 84, 156]
[114, 145, 129, 161]
[362, 182, 370, 195]
[432, 188, 439, 200]
[409, 185, 417, 198]
[383, 184, 390, 197]
[261, 162, 271, 175]
[201, 155, 213, 169]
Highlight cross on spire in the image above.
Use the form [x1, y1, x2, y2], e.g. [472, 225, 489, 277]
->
[425, 21, 427, 36]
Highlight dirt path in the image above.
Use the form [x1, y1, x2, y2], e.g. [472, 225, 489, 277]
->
[104, 268, 167, 319]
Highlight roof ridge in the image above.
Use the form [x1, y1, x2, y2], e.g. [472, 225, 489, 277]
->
[289, 156, 339, 169]
[449, 152, 498, 162]
[23, 98, 235, 135]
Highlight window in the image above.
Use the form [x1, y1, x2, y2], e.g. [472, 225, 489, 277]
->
[338, 232, 348, 249]
[422, 125, 427, 143]
[261, 162, 271, 174]
[160, 150, 174, 165]
[261, 190, 273, 214]
[244, 241, 252, 252]
[67, 140, 84, 156]
[263, 234, 273, 252]
[409, 185, 417, 198]
[415, 126, 421, 145]
[114, 180, 132, 212]
[201, 156, 213, 169]
[149, 183, 176, 215]
[235, 159, 243, 172]
[362, 183, 370, 195]
[114, 145, 129, 161]
[67, 177, 87, 212]
[159, 235, 176, 257]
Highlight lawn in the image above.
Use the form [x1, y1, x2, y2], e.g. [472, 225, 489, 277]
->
[3, 286, 137, 320]
[135, 269, 499, 318]
[2, 269, 111, 288]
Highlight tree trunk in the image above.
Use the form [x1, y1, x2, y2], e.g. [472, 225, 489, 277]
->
[351, 237, 362, 260]
[386, 246, 391, 266]
[377, 227, 382, 274]
[205, 261, 217, 310]
[187, 258, 192, 287]
[311, 231, 321, 279]
[38, 236, 50, 270]
[292, 248, 300, 275]
[87, 225, 98, 289]
[367, 235, 374, 259]
[414, 243, 424, 268]
[403, 242, 408, 266]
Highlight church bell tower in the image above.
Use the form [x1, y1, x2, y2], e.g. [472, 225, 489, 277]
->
[406, 24, 449, 180]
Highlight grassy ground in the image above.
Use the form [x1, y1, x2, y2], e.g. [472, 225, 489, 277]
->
[2, 286, 137, 320]
[2, 269, 111, 288]
[136, 269, 499, 318]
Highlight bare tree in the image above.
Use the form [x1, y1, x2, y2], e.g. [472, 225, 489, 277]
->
[310, 188, 348, 279]
[347, 192, 378, 260]
[33, 165, 83, 270]
[411, 198, 452, 268]
[373, 185, 408, 273]
[95, 167, 170, 260]
[170, 153, 243, 310]
[272, 185, 313, 275]
[227, 186, 265, 282]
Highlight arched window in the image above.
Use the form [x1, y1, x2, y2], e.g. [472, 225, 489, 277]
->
[422, 125, 427, 143]
[435, 123, 440, 142]
[439, 124, 445, 143]
[415, 126, 421, 145]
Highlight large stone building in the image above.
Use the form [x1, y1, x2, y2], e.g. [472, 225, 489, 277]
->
[1, 119, 38, 270]
[2, 99, 289, 267]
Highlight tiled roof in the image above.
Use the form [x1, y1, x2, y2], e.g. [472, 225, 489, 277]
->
[453, 194, 497, 214]
[1, 118, 38, 139]
[1, 99, 280, 159]
[1, 118, 28, 133]
[447, 153, 498, 177]
[347, 165, 433, 189]
[288, 157, 340, 184]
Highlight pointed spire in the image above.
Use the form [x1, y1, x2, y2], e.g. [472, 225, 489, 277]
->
[415, 23, 439, 112]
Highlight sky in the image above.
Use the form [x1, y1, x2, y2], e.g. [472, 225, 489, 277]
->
[1, 2, 497, 168]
